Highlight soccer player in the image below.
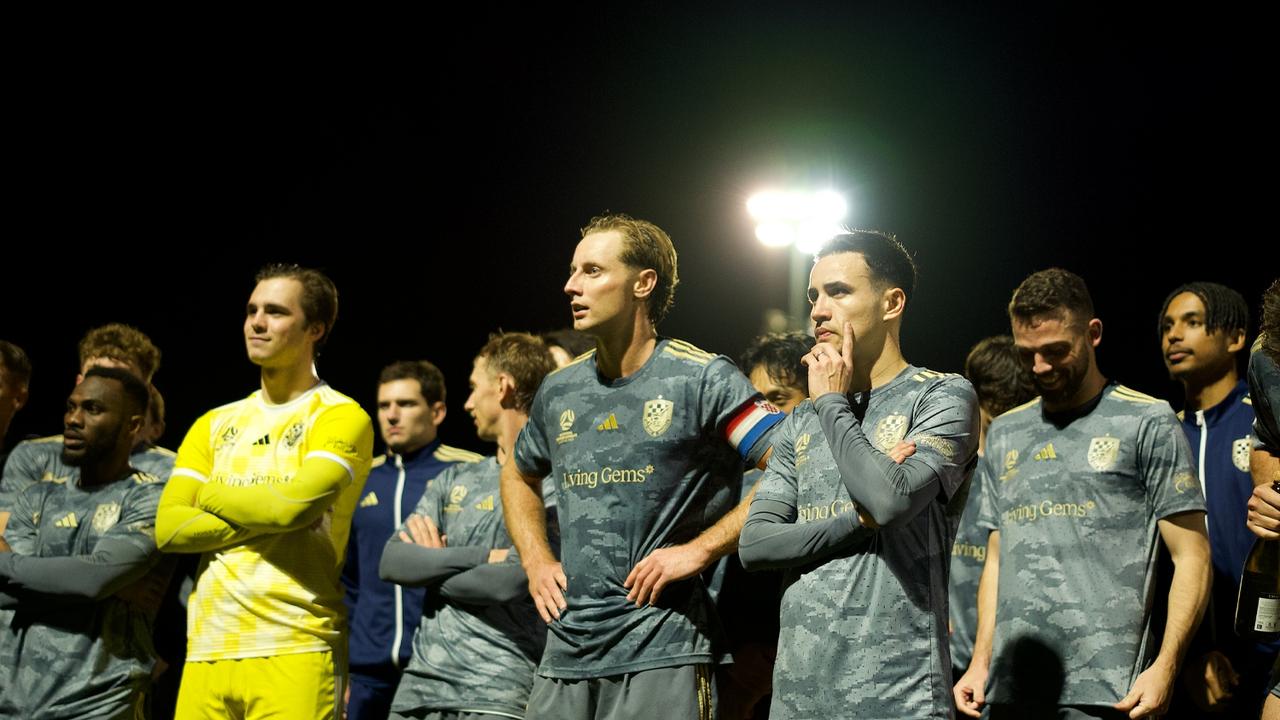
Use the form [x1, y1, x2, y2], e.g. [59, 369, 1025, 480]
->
[738, 231, 980, 719]
[345, 360, 482, 720]
[1158, 281, 1276, 717]
[380, 332, 556, 720]
[156, 264, 374, 720]
[949, 336, 1035, 687]
[502, 213, 784, 719]
[0, 367, 167, 718]
[955, 268, 1212, 719]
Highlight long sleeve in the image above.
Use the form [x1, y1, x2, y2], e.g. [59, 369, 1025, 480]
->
[436, 562, 530, 606]
[739, 497, 872, 571]
[378, 541, 488, 587]
[157, 473, 259, 552]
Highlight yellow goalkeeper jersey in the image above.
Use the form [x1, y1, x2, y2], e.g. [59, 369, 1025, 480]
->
[171, 383, 373, 661]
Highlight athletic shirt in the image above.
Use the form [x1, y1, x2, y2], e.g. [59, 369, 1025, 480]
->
[1250, 342, 1280, 452]
[512, 338, 783, 678]
[0, 470, 165, 718]
[949, 459, 992, 672]
[977, 384, 1205, 706]
[755, 366, 979, 720]
[172, 383, 373, 661]
[391, 457, 545, 718]
[1, 435, 175, 499]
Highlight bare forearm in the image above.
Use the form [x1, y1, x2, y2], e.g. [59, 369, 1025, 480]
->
[969, 530, 1001, 670]
[1252, 448, 1280, 487]
[501, 461, 554, 565]
[1156, 540, 1211, 671]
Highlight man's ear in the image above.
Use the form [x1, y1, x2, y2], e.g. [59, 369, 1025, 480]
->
[882, 287, 906, 322]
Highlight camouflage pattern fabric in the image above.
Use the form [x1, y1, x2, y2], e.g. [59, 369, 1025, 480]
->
[950, 460, 992, 672]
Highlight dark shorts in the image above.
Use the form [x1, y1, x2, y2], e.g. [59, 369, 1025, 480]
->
[990, 705, 1128, 720]
[528, 665, 715, 720]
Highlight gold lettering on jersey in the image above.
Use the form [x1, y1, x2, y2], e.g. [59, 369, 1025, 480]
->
[556, 409, 578, 445]
[1173, 472, 1196, 494]
[1005, 499, 1096, 524]
[325, 438, 357, 455]
[952, 541, 986, 562]
[1233, 438, 1251, 473]
[916, 435, 956, 460]
[561, 465, 656, 491]
[999, 450, 1019, 481]
[797, 499, 856, 522]
[795, 433, 812, 467]
[283, 422, 305, 449]
[874, 414, 908, 452]
[1087, 436, 1120, 471]
[42, 472, 70, 484]
[216, 472, 293, 486]
[92, 502, 121, 533]
[643, 397, 674, 438]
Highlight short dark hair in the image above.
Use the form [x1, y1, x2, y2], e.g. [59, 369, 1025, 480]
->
[965, 335, 1037, 417]
[148, 384, 166, 426]
[78, 324, 161, 382]
[581, 213, 680, 326]
[541, 328, 595, 359]
[1008, 268, 1094, 327]
[1262, 278, 1280, 365]
[739, 331, 811, 395]
[83, 366, 150, 418]
[476, 332, 556, 413]
[0, 340, 31, 389]
[255, 264, 340, 350]
[816, 230, 917, 300]
[1157, 281, 1249, 343]
[378, 360, 447, 405]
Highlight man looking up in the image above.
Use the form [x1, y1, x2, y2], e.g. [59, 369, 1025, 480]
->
[381, 332, 555, 720]
[345, 360, 481, 720]
[739, 231, 980, 719]
[503, 213, 784, 719]
[0, 367, 167, 718]
[157, 264, 374, 720]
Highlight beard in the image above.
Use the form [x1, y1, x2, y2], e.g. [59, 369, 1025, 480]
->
[1033, 361, 1088, 405]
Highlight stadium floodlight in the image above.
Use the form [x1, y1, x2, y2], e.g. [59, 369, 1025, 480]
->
[747, 189, 847, 251]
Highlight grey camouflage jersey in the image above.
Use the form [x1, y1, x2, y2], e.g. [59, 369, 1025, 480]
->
[0, 470, 166, 719]
[976, 384, 1205, 707]
[0, 435, 175, 503]
[949, 460, 992, 672]
[512, 338, 782, 678]
[390, 457, 545, 718]
[752, 365, 978, 720]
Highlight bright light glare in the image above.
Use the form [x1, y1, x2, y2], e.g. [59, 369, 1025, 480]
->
[755, 222, 796, 247]
[795, 222, 842, 254]
[748, 189, 848, 250]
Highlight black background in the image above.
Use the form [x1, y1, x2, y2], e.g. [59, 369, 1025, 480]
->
[3, 8, 1274, 454]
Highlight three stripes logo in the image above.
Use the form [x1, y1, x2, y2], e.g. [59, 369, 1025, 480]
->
[1033, 443, 1058, 461]
[597, 413, 620, 432]
[359, 492, 379, 508]
[474, 495, 495, 511]
[252, 434, 271, 447]
[54, 512, 78, 528]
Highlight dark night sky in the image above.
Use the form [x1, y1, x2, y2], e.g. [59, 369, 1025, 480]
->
[3, 9, 1274, 454]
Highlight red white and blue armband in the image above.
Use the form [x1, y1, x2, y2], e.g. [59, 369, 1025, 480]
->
[725, 398, 785, 465]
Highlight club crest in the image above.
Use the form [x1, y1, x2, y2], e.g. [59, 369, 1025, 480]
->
[1233, 437, 1251, 473]
[874, 414, 908, 452]
[643, 396, 674, 437]
[1087, 436, 1120, 471]
[92, 502, 121, 533]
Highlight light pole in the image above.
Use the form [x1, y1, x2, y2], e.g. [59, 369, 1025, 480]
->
[747, 189, 848, 332]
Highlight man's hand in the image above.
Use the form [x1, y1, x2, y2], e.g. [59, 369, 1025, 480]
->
[803, 322, 855, 399]
[488, 548, 511, 563]
[953, 663, 988, 718]
[1115, 659, 1176, 718]
[399, 514, 446, 548]
[1248, 482, 1280, 539]
[1182, 650, 1239, 711]
[525, 558, 568, 623]
[624, 543, 712, 607]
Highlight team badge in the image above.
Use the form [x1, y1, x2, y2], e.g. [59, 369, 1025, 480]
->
[1233, 437, 1251, 473]
[1087, 436, 1120, 471]
[450, 485, 468, 504]
[795, 433, 812, 466]
[999, 449, 1019, 481]
[643, 396, 674, 438]
[283, 422, 305, 449]
[874, 414, 908, 452]
[1173, 472, 1197, 494]
[92, 502, 121, 533]
[917, 435, 956, 460]
[216, 426, 239, 454]
[556, 409, 578, 445]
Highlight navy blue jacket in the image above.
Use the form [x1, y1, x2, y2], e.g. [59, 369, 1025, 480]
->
[342, 439, 483, 676]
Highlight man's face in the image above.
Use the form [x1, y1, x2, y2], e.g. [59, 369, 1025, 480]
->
[0, 370, 26, 437]
[808, 252, 888, 360]
[1161, 291, 1240, 383]
[61, 376, 137, 467]
[377, 379, 443, 454]
[564, 231, 641, 334]
[464, 357, 503, 442]
[1012, 312, 1097, 406]
[749, 365, 807, 414]
[244, 278, 317, 368]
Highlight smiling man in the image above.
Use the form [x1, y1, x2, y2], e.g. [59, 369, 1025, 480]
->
[956, 268, 1211, 720]
[344, 360, 482, 720]
[0, 367, 167, 719]
[502, 213, 784, 720]
[156, 263, 373, 720]
[737, 230, 979, 719]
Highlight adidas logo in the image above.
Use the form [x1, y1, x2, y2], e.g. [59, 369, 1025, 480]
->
[474, 494, 495, 511]
[1033, 443, 1058, 461]
[597, 414, 620, 432]
[360, 492, 379, 508]
[252, 434, 271, 447]
[55, 512, 78, 528]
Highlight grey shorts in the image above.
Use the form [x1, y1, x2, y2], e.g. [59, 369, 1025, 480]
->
[527, 664, 715, 720]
